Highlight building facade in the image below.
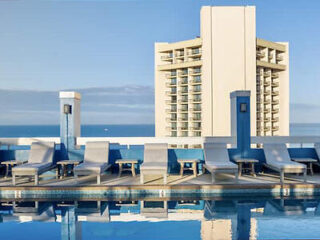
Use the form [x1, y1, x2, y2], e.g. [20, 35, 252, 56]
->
[155, 6, 289, 138]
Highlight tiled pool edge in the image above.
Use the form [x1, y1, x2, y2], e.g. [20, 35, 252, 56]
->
[1, 183, 320, 199]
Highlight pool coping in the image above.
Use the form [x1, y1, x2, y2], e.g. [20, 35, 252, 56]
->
[1, 183, 320, 200]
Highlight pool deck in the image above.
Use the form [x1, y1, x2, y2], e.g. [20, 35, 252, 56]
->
[0, 172, 320, 200]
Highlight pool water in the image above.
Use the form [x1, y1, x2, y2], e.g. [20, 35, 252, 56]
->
[0, 198, 319, 240]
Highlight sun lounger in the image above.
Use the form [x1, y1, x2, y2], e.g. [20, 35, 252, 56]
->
[203, 142, 238, 183]
[12, 142, 56, 186]
[74, 142, 111, 184]
[263, 143, 306, 184]
[140, 143, 168, 184]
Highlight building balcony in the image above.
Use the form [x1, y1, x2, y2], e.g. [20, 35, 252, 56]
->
[190, 117, 201, 122]
[272, 108, 279, 114]
[161, 54, 173, 60]
[263, 90, 270, 95]
[190, 98, 201, 103]
[165, 82, 177, 87]
[264, 126, 271, 131]
[175, 52, 184, 58]
[264, 108, 270, 114]
[165, 100, 177, 105]
[264, 81, 270, 87]
[272, 117, 279, 122]
[276, 55, 283, 61]
[272, 91, 279, 96]
[178, 108, 188, 113]
[166, 126, 177, 131]
[189, 88, 201, 93]
[263, 99, 271, 104]
[190, 126, 202, 131]
[178, 71, 188, 77]
[272, 99, 279, 105]
[178, 99, 188, 104]
[271, 82, 279, 87]
[178, 117, 189, 122]
[272, 126, 279, 131]
[165, 73, 177, 78]
[166, 108, 177, 113]
[271, 73, 279, 78]
[263, 117, 270, 122]
[268, 53, 274, 59]
[179, 80, 188, 86]
[264, 72, 271, 78]
[178, 90, 188, 95]
[165, 91, 177, 96]
[256, 51, 265, 58]
[187, 49, 202, 56]
[190, 107, 201, 112]
[166, 117, 177, 122]
[189, 79, 201, 85]
[189, 69, 201, 75]
[178, 126, 189, 131]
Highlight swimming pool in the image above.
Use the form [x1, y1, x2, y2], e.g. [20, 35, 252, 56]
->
[0, 197, 319, 240]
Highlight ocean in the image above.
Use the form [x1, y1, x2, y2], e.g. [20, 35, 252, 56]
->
[0, 123, 319, 137]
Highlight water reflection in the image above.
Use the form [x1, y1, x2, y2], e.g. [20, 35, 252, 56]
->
[0, 198, 320, 240]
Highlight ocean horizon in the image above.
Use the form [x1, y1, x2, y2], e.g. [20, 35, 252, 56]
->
[0, 123, 320, 138]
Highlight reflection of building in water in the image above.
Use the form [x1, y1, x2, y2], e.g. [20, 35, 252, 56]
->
[3, 199, 320, 240]
[201, 201, 257, 240]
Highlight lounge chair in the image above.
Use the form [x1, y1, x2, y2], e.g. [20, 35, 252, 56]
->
[73, 141, 111, 184]
[203, 142, 238, 183]
[140, 143, 168, 184]
[263, 143, 306, 184]
[12, 142, 56, 186]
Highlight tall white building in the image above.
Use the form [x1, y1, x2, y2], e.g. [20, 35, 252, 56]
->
[155, 6, 289, 139]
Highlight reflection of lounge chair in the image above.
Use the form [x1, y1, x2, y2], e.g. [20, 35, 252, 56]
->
[140, 143, 168, 184]
[75, 201, 109, 222]
[204, 200, 237, 220]
[74, 142, 111, 184]
[264, 199, 305, 216]
[4, 201, 56, 222]
[203, 143, 238, 183]
[140, 201, 168, 218]
[12, 142, 56, 185]
[263, 144, 306, 184]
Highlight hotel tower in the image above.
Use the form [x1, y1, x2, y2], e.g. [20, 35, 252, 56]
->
[155, 6, 289, 139]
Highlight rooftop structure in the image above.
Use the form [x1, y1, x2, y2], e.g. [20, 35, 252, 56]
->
[155, 6, 289, 140]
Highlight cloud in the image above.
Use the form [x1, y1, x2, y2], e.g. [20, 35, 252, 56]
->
[0, 85, 154, 125]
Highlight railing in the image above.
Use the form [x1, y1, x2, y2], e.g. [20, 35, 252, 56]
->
[0, 137, 60, 146]
[76, 137, 235, 147]
[251, 136, 320, 147]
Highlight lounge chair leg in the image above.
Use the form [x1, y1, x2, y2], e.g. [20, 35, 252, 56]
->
[12, 174, 16, 186]
[235, 171, 239, 182]
[140, 174, 144, 184]
[303, 169, 307, 183]
[97, 175, 101, 185]
[35, 174, 39, 186]
[211, 173, 215, 184]
[280, 171, 284, 184]
[164, 174, 167, 184]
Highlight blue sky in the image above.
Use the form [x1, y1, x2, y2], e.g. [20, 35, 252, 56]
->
[0, 0, 319, 124]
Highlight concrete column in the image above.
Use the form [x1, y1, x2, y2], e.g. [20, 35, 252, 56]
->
[230, 91, 251, 157]
[59, 92, 81, 158]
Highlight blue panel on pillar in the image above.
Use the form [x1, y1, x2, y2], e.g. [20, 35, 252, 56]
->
[236, 96, 251, 158]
